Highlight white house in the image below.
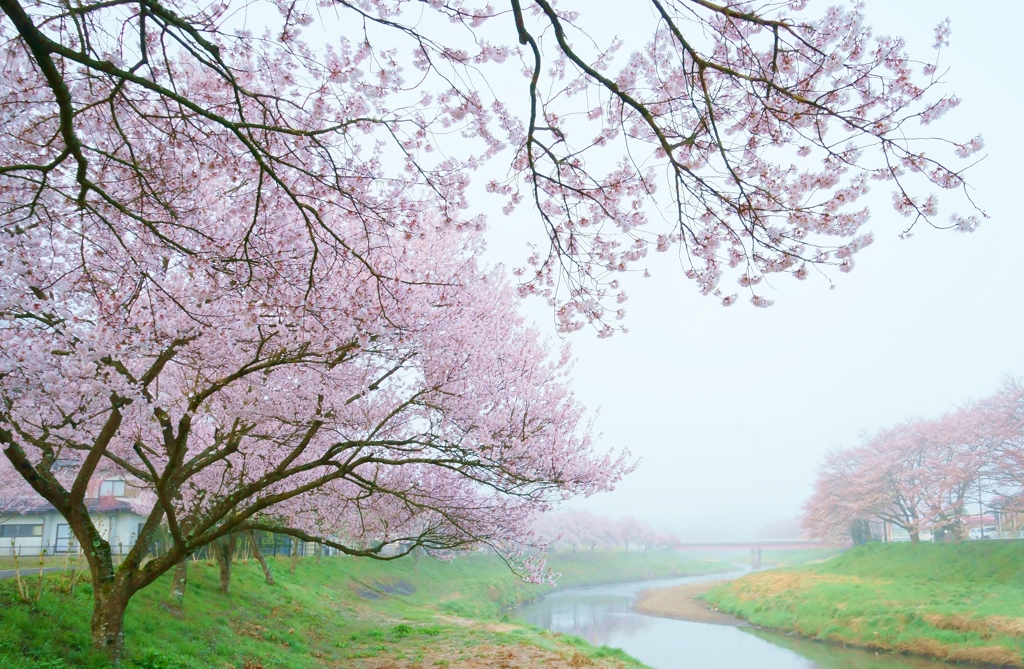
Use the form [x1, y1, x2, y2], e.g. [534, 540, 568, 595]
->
[0, 476, 150, 557]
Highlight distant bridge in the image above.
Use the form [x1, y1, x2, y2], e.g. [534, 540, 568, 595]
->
[671, 539, 833, 551]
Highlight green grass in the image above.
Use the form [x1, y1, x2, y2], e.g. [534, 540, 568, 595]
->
[0, 555, 70, 571]
[0, 549, 726, 668]
[749, 548, 845, 567]
[704, 542, 1024, 667]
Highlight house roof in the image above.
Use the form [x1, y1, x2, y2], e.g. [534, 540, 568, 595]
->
[25, 497, 137, 515]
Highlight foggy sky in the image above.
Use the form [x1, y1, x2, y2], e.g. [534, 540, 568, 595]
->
[483, 0, 1024, 539]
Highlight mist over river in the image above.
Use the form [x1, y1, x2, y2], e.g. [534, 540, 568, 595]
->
[513, 571, 960, 669]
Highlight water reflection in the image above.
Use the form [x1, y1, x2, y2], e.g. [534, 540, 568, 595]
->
[513, 573, 959, 669]
[526, 593, 650, 643]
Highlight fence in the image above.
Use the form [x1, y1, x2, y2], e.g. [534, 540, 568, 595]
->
[2, 538, 84, 558]
[2, 532, 343, 559]
[978, 530, 1024, 540]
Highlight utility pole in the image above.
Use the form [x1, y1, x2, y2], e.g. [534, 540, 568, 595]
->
[978, 478, 985, 539]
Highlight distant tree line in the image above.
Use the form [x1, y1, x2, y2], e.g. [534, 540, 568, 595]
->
[803, 380, 1024, 544]
[533, 510, 677, 552]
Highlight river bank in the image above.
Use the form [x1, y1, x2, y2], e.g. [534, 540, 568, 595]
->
[634, 580, 746, 626]
[701, 543, 1024, 667]
[0, 550, 726, 668]
[515, 569, 968, 669]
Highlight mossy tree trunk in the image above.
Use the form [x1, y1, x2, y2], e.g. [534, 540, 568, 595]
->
[169, 560, 188, 603]
[80, 517, 164, 663]
[91, 585, 130, 661]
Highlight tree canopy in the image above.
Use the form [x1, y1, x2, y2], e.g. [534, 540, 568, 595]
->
[0, 0, 981, 332]
[0, 0, 982, 658]
[803, 380, 1024, 544]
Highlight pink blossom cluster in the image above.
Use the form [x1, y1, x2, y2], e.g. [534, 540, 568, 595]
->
[0, 0, 983, 338]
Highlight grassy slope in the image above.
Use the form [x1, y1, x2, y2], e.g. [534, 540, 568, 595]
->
[0, 550, 727, 669]
[704, 542, 1024, 667]
[743, 628, 964, 669]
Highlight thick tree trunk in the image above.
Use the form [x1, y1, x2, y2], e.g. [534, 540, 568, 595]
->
[24, 465, 180, 663]
[315, 542, 322, 565]
[169, 560, 188, 603]
[91, 587, 130, 661]
[246, 530, 275, 585]
[212, 534, 237, 594]
[910, 531, 921, 543]
[290, 538, 300, 573]
[69, 513, 131, 662]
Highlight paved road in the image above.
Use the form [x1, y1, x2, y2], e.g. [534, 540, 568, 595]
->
[0, 566, 68, 580]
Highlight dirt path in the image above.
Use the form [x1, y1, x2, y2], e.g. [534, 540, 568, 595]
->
[633, 580, 748, 626]
[357, 643, 627, 669]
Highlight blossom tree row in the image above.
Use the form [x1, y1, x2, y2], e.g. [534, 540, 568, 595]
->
[803, 380, 1024, 544]
[533, 509, 676, 552]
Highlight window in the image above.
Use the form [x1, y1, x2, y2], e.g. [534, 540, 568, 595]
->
[99, 479, 126, 497]
[0, 524, 43, 538]
[135, 523, 149, 552]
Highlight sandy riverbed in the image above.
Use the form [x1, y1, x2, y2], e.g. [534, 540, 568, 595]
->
[633, 580, 748, 626]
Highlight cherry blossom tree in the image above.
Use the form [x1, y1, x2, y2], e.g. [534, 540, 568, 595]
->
[802, 446, 876, 545]
[0, 205, 630, 659]
[534, 509, 596, 551]
[916, 408, 993, 540]
[803, 383, 1024, 544]
[533, 510, 659, 551]
[617, 516, 655, 551]
[805, 423, 948, 544]
[0, 0, 982, 334]
[975, 380, 1024, 503]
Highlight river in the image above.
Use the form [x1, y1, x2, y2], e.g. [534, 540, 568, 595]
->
[513, 570, 960, 669]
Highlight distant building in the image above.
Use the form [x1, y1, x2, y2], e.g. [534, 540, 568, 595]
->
[0, 474, 151, 557]
[988, 495, 1024, 537]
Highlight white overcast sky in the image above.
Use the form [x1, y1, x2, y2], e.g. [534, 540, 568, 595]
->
[478, 0, 1024, 539]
